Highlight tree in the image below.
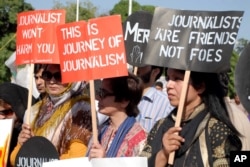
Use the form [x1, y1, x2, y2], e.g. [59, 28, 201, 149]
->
[53, 0, 96, 22]
[109, 0, 155, 22]
[0, 0, 33, 83]
[234, 38, 250, 55]
[141, 5, 155, 14]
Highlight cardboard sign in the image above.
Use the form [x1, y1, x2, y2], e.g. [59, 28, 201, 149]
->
[0, 119, 13, 167]
[123, 11, 153, 67]
[143, 7, 244, 72]
[15, 136, 59, 167]
[235, 43, 250, 113]
[16, 10, 66, 65]
[56, 15, 128, 83]
[42, 157, 148, 167]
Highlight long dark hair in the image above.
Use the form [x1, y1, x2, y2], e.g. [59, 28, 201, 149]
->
[190, 71, 239, 135]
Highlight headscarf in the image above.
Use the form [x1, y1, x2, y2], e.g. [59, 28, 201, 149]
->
[0, 82, 36, 121]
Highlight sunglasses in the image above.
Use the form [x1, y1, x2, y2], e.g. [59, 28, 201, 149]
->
[96, 89, 115, 99]
[42, 71, 62, 82]
[0, 109, 13, 116]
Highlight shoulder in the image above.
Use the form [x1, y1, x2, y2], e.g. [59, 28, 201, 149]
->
[147, 117, 168, 140]
[127, 122, 147, 139]
[124, 122, 147, 149]
[207, 117, 231, 133]
[207, 117, 241, 149]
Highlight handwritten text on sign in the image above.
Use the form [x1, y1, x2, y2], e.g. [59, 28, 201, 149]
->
[16, 10, 65, 65]
[144, 8, 244, 72]
[57, 15, 128, 82]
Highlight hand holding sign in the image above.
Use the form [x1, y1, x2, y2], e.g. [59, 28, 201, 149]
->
[141, 7, 244, 166]
[56, 15, 128, 144]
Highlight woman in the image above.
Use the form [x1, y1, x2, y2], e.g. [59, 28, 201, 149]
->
[0, 82, 36, 167]
[10, 64, 92, 165]
[34, 63, 47, 101]
[88, 73, 147, 158]
[140, 68, 241, 167]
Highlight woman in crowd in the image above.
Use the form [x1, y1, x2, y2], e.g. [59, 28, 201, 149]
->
[88, 73, 147, 158]
[34, 63, 47, 101]
[0, 82, 36, 166]
[140, 68, 241, 167]
[10, 64, 92, 165]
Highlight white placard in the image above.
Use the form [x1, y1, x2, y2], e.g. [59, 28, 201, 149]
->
[0, 119, 14, 167]
[43, 157, 147, 167]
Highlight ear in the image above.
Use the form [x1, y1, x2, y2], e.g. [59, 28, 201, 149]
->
[197, 82, 206, 94]
[152, 68, 160, 79]
[120, 99, 130, 109]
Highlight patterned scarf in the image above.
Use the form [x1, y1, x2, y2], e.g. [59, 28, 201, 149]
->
[99, 117, 136, 157]
[28, 82, 89, 146]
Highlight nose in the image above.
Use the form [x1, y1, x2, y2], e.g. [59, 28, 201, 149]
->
[166, 80, 174, 89]
[47, 76, 58, 83]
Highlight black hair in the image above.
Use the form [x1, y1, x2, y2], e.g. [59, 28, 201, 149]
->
[155, 81, 163, 88]
[190, 71, 239, 135]
[34, 64, 47, 74]
[106, 73, 143, 117]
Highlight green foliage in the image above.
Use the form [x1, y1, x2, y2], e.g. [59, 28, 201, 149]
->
[109, 0, 155, 22]
[109, 0, 141, 22]
[53, 0, 96, 22]
[0, 0, 33, 83]
[141, 5, 155, 14]
[228, 51, 240, 98]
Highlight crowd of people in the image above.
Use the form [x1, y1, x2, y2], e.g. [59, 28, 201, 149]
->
[0, 62, 249, 167]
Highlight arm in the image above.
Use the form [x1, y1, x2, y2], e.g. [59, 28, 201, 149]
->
[88, 142, 106, 159]
[10, 123, 33, 166]
[155, 127, 184, 167]
[155, 149, 169, 167]
[208, 118, 238, 167]
[10, 144, 21, 166]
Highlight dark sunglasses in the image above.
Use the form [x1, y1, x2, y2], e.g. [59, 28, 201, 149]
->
[42, 71, 62, 82]
[0, 109, 13, 116]
[96, 89, 115, 99]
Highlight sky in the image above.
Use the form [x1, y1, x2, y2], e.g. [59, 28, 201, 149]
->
[25, 0, 250, 40]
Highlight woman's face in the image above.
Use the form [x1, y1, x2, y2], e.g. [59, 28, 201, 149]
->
[0, 105, 17, 120]
[44, 64, 69, 96]
[166, 69, 203, 109]
[35, 68, 46, 94]
[96, 79, 123, 117]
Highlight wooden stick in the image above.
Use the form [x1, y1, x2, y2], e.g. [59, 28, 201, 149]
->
[168, 70, 190, 165]
[133, 66, 138, 75]
[89, 80, 98, 144]
[26, 63, 34, 124]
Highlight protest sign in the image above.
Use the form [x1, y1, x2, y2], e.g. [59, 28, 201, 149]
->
[123, 11, 153, 67]
[42, 157, 147, 167]
[15, 136, 59, 167]
[57, 15, 128, 83]
[143, 7, 244, 72]
[16, 10, 65, 65]
[235, 43, 250, 113]
[0, 119, 13, 167]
